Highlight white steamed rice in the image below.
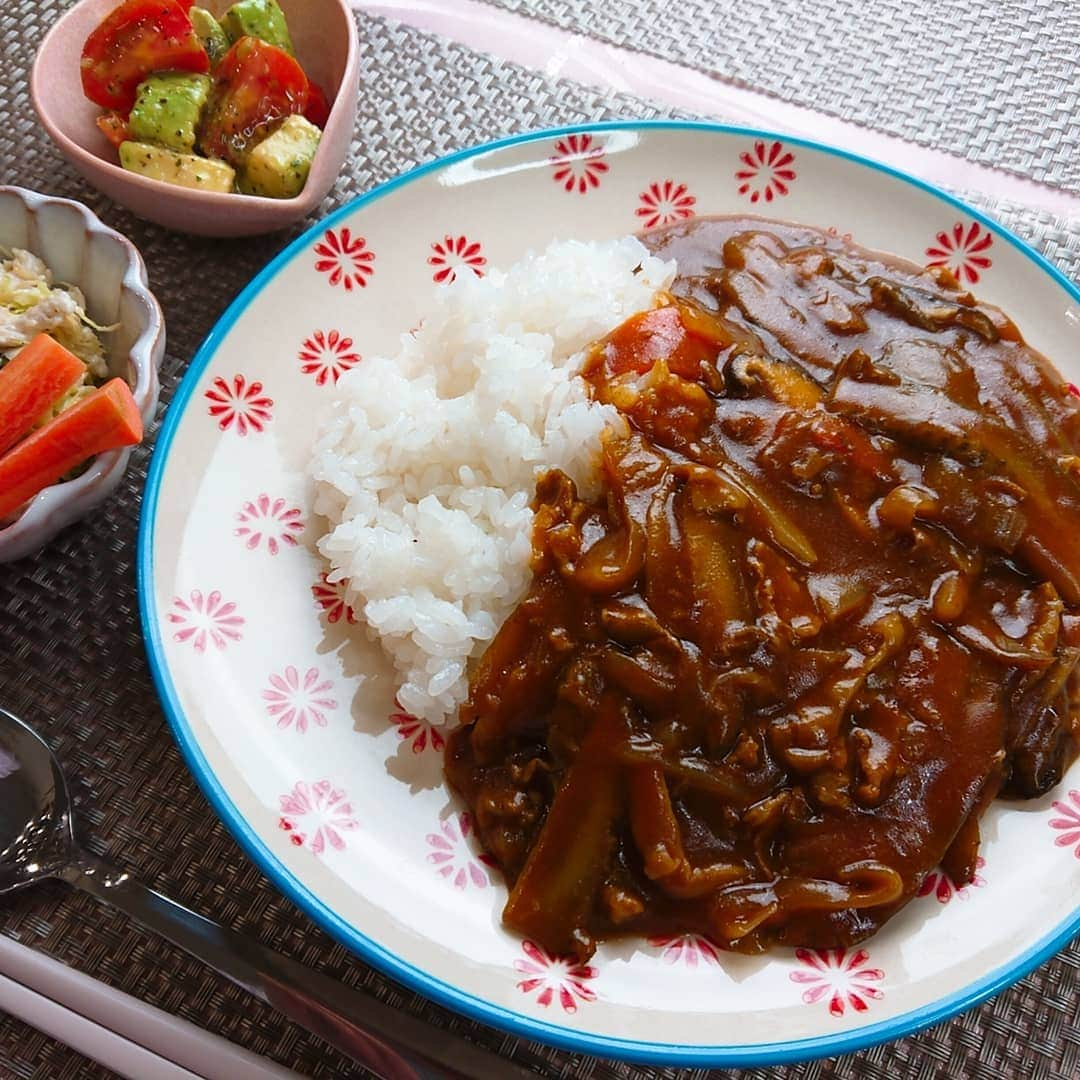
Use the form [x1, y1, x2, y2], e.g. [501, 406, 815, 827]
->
[310, 237, 675, 723]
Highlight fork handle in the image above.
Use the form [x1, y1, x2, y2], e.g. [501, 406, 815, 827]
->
[60, 850, 527, 1080]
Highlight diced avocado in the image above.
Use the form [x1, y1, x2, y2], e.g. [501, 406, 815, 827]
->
[221, 0, 295, 55]
[128, 73, 212, 153]
[241, 115, 321, 198]
[189, 7, 230, 66]
[119, 142, 236, 194]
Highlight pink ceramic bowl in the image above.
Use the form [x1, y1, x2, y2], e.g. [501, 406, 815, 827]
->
[0, 186, 164, 563]
[31, 0, 360, 238]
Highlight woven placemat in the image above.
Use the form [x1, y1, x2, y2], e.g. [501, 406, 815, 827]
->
[1, 6, 1078, 1079]
[959, 190, 1080, 283]
[477, 0, 1080, 194]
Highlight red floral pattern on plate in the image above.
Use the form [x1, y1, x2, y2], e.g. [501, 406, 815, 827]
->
[168, 589, 244, 652]
[298, 330, 361, 386]
[790, 947, 884, 1017]
[429, 235, 487, 285]
[514, 940, 597, 1013]
[278, 780, 358, 854]
[648, 933, 721, 968]
[1049, 789, 1080, 858]
[426, 811, 496, 889]
[312, 573, 357, 625]
[235, 494, 304, 555]
[263, 666, 337, 733]
[635, 180, 696, 230]
[735, 140, 796, 203]
[389, 702, 445, 753]
[925, 221, 993, 285]
[550, 134, 609, 194]
[314, 228, 375, 291]
[205, 375, 273, 435]
[917, 856, 987, 903]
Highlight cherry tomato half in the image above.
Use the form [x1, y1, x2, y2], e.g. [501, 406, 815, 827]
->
[80, 0, 209, 113]
[303, 81, 331, 129]
[198, 37, 309, 166]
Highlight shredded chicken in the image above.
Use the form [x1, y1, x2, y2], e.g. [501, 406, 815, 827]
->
[0, 248, 111, 416]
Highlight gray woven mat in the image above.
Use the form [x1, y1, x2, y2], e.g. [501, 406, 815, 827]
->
[1, 6, 1078, 1079]
[479, 0, 1080, 194]
[959, 191, 1080, 284]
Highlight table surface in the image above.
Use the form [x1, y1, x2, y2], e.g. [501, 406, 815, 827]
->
[2, 2, 1078, 1078]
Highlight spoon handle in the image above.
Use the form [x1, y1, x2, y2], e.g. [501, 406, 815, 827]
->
[60, 850, 526, 1080]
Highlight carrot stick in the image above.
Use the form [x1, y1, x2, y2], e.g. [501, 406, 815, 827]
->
[0, 378, 142, 520]
[96, 112, 129, 149]
[0, 334, 88, 456]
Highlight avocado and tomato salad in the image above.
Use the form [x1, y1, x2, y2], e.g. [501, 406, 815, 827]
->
[81, 0, 330, 199]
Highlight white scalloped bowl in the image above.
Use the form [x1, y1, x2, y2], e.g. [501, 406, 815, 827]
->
[0, 186, 164, 563]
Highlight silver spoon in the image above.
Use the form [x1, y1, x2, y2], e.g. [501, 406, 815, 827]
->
[0, 706, 531, 1080]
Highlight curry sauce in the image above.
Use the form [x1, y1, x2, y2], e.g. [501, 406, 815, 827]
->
[445, 217, 1080, 961]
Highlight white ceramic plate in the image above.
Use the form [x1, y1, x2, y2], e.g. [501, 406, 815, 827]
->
[139, 123, 1080, 1067]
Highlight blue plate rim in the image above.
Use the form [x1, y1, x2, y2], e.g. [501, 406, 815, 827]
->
[137, 119, 1080, 1068]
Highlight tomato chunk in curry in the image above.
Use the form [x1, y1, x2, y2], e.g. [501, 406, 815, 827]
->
[445, 217, 1080, 962]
